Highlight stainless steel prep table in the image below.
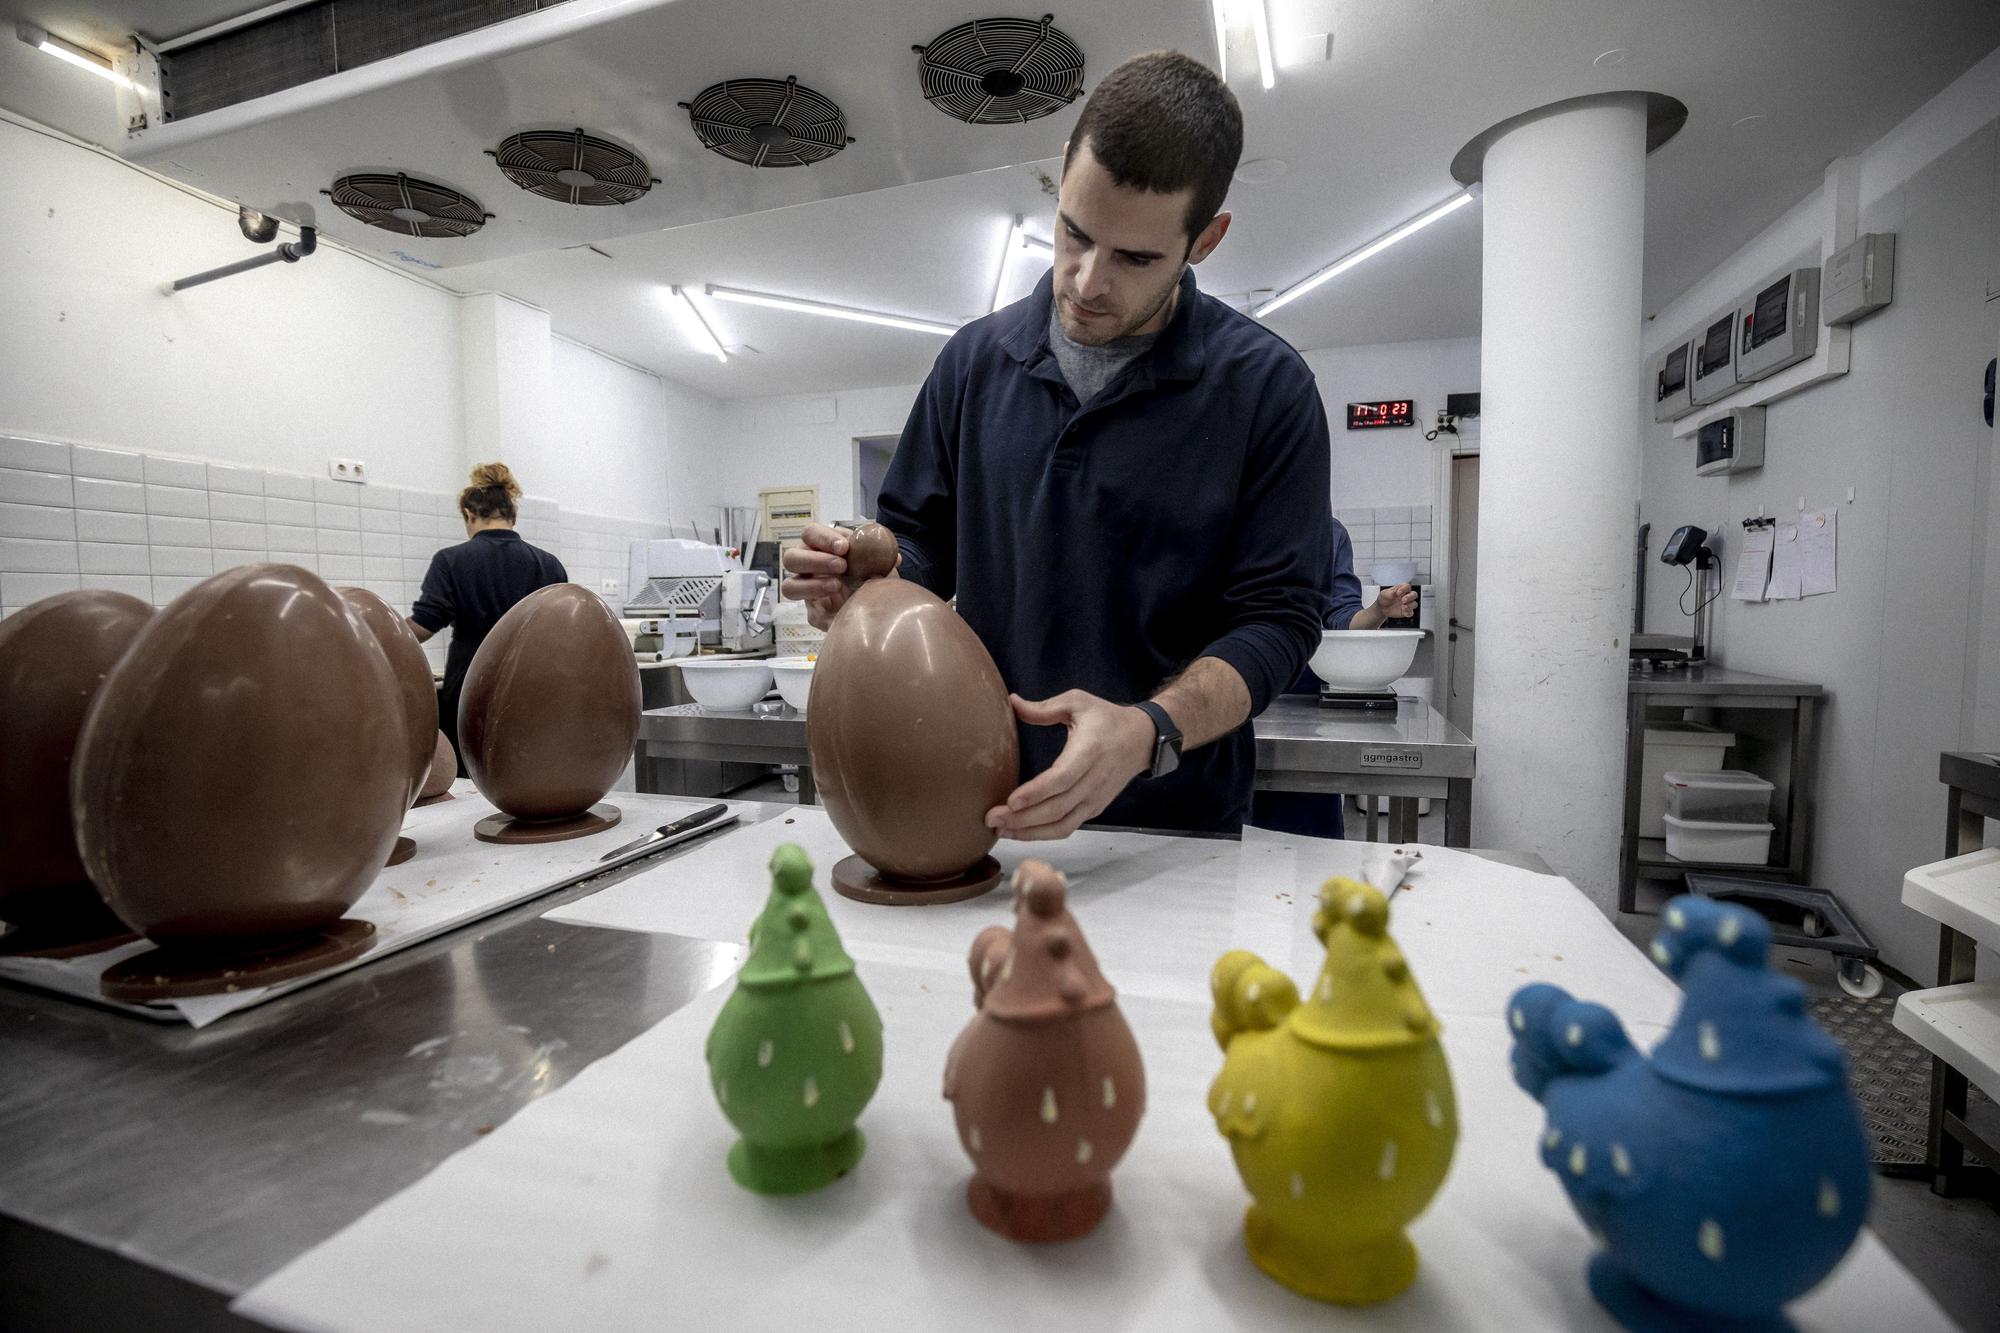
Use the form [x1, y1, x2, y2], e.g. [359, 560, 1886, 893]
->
[1621, 665, 1824, 914]
[0, 817, 1530, 1331]
[634, 696, 1477, 848]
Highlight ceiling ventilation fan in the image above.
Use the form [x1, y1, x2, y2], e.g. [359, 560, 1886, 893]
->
[323, 173, 492, 238]
[488, 128, 659, 206]
[914, 14, 1085, 125]
[679, 75, 854, 168]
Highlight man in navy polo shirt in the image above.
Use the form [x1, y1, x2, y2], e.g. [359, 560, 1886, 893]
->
[783, 51, 1333, 839]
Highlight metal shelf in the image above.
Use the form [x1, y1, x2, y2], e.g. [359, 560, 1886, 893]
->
[1633, 836, 1797, 878]
[1896, 982, 2000, 1106]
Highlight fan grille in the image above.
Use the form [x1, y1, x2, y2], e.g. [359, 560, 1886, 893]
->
[324, 173, 490, 238]
[916, 14, 1084, 125]
[680, 76, 853, 168]
[490, 128, 658, 206]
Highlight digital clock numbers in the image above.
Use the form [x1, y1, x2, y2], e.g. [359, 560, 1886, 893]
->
[1346, 399, 1416, 430]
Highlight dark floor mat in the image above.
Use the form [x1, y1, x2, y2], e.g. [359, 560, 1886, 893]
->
[1811, 993, 1991, 1169]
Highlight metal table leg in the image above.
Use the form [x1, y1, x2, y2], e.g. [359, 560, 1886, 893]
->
[1446, 777, 1471, 849]
[1619, 692, 1646, 914]
[797, 765, 816, 806]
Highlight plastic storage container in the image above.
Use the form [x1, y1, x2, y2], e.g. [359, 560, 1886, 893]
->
[1640, 722, 1735, 838]
[1662, 812, 1775, 865]
[1664, 769, 1774, 824]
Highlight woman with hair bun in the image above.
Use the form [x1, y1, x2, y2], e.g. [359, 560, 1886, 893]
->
[408, 462, 568, 772]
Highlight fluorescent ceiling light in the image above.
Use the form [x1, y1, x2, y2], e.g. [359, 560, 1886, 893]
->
[15, 21, 131, 88]
[667, 285, 727, 363]
[708, 285, 960, 337]
[1254, 190, 1478, 319]
[1209, 0, 1273, 90]
[989, 217, 1056, 314]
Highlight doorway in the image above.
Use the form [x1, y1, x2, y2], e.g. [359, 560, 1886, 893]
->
[853, 435, 898, 520]
[1446, 452, 1480, 735]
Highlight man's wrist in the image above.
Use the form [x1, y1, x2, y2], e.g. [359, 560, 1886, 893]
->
[1123, 704, 1157, 777]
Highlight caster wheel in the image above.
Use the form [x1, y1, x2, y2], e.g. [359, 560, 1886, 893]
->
[1800, 911, 1826, 938]
[1837, 961, 1884, 1000]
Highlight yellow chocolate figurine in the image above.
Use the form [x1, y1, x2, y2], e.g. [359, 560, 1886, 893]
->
[1207, 875, 1458, 1304]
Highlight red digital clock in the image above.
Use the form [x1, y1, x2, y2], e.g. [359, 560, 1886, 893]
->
[1347, 399, 1416, 430]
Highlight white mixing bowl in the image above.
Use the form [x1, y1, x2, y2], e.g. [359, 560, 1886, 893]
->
[675, 659, 775, 711]
[768, 656, 814, 712]
[1307, 629, 1425, 692]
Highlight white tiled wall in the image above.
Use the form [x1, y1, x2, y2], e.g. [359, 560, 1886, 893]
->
[1336, 504, 1435, 584]
[0, 434, 671, 669]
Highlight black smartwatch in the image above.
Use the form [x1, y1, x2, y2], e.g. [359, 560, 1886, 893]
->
[1132, 700, 1183, 780]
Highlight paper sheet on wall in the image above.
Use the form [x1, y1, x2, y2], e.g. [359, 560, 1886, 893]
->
[1799, 508, 1837, 596]
[1766, 521, 1803, 600]
[1729, 525, 1775, 601]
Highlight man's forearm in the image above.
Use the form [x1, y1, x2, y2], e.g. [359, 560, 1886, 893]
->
[1152, 656, 1254, 749]
[1347, 603, 1386, 630]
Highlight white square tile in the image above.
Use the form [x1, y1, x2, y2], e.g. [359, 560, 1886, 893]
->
[0, 437, 70, 473]
[315, 502, 360, 530]
[403, 557, 433, 582]
[78, 541, 150, 575]
[399, 489, 436, 512]
[264, 472, 315, 500]
[147, 515, 210, 546]
[1376, 522, 1412, 543]
[401, 534, 436, 558]
[362, 530, 400, 556]
[317, 528, 362, 555]
[362, 579, 402, 602]
[74, 476, 146, 513]
[269, 551, 317, 574]
[2, 571, 81, 604]
[318, 553, 362, 580]
[206, 464, 264, 494]
[145, 485, 209, 518]
[400, 511, 438, 536]
[314, 478, 361, 505]
[362, 554, 401, 580]
[361, 507, 400, 534]
[213, 550, 266, 573]
[150, 574, 205, 605]
[75, 509, 148, 543]
[265, 496, 315, 526]
[0, 469, 73, 507]
[142, 455, 207, 488]
[267, 524, 316, 554]
[149, 545, 213, 576]
[70, 446, 143, 481]
[433, 493, 458, 516]
[0, 503, 75, 539]
[212, 519, 267, 549]
[209, 491, 266, 522]
[0, 537, 79, 573]
[1377, 539, 1413, 557]
[358, 485, 401, 511]
[85, 573, 152, 600]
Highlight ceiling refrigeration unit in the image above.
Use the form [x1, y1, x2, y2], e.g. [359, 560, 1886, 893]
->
[679, 76, 855, 168]
[488, 128, 659, 206]
[913, 14, 1086, 125]
[323, 173, 492, 238]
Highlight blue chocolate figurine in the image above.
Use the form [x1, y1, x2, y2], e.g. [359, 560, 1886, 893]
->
[1506, 895, 1869, 1333]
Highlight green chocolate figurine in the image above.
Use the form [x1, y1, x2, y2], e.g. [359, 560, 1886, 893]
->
[705, 843, 884, 1193]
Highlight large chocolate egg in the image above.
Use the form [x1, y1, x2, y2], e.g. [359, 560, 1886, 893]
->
[339, 586, 437, 806]
[419, 729, 456, 800]
[71, 565, 408, 943]
[0, 590, 154, 933]
[458, 583, 641, 820]
[808, 578, 1017, 882]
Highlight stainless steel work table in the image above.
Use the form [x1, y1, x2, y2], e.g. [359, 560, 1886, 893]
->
[635, 695, 1476, 848]
[1620, 664, 1824, 914]
[0, 815, 1529, 1332]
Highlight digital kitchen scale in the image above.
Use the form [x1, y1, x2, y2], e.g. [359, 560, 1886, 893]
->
[1318, 689, 1401, 711]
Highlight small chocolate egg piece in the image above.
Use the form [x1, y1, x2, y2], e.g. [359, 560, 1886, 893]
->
[0, 590, 154, 931]
[420, 729, 456, 799]
[458, 584, 641, 820]
[843, 522, 899, 584]
[71, 565, 408, 944]
[809, 579, 1017, 881]
[339, 586, 438, 807]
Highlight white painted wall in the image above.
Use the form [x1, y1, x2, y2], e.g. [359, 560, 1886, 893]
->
[1302, 337, 1482, 512]
[1638, 97, 2000, 976]
[699, 383, 927, 521]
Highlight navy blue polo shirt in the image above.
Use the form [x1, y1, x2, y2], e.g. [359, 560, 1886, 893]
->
[411, 529, 569, 702]
[877, 269, 1334, 833]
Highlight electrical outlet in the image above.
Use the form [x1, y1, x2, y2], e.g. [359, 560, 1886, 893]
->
[327, 457, 368, 484]
[599, 578, 621, 597]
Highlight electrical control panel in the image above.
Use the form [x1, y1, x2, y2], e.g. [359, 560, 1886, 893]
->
[1694, 406, 1765, 477]
[1736, 267, 1819, 382]
[1651, 334, 1698, 422]
[1822, 232, 1895, 326]
[1689, 305, 1740, 406]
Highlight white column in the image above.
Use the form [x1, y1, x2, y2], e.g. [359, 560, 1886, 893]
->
[458, 291, 553, 476]
[1471, 97, 1647, 907]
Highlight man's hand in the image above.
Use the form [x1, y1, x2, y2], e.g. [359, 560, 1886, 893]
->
[779, 523, 897, 631]
[986, 691, 1157, 841]
[1349, 582, 1417, 630]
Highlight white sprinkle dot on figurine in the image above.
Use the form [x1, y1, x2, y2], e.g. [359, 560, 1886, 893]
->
[1041, 1087, 1059, 1123]
[1076, 1139, 1094, 1164]
[1566, 1022, 1584, 1047]
[1289, 1172, 1305, 1200]
[1667, 906, 1687, 930]
[1612, 1143, 1633, 1177]
[802, 1077, 819, 1109]
[1246, 981, 1262, 1003]
[1818, 1180, 1840, 1217]
[1698, 1021, 1722, 1061]
[1243, 1090, 1258, 1114]
[1102, 1076, 1117, 1109]
[1699, 1219, 1726, 1262]
[1719, 915, 1741, 946]
[1426, 1090, 1444, 1128]
[757, 1039, 774, 1068]
[838, 1020, 854, 1054]
[1511, 1007, 1526, 1031]
[1545, 1126, 1563, 1150]
[1378, 1139, 1399, 1181]
[969, 1126, 982, 1153]
[1650, 941, 1672, 965]
[1569, 1143, 1588, 1176]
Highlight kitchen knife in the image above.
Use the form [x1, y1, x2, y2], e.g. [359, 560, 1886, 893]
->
[598, 803, 733, 861]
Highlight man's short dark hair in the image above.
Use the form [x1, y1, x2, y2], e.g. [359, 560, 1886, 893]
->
[1063, 51, 1244, 242]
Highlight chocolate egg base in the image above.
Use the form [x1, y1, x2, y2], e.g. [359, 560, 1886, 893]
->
[830, 854, 1003, 906]
[100, 917, 376, 1002]
[385, 836, 417, 867]
[473, 803, 622, 845]
[968, 1175, 1113, 1243]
